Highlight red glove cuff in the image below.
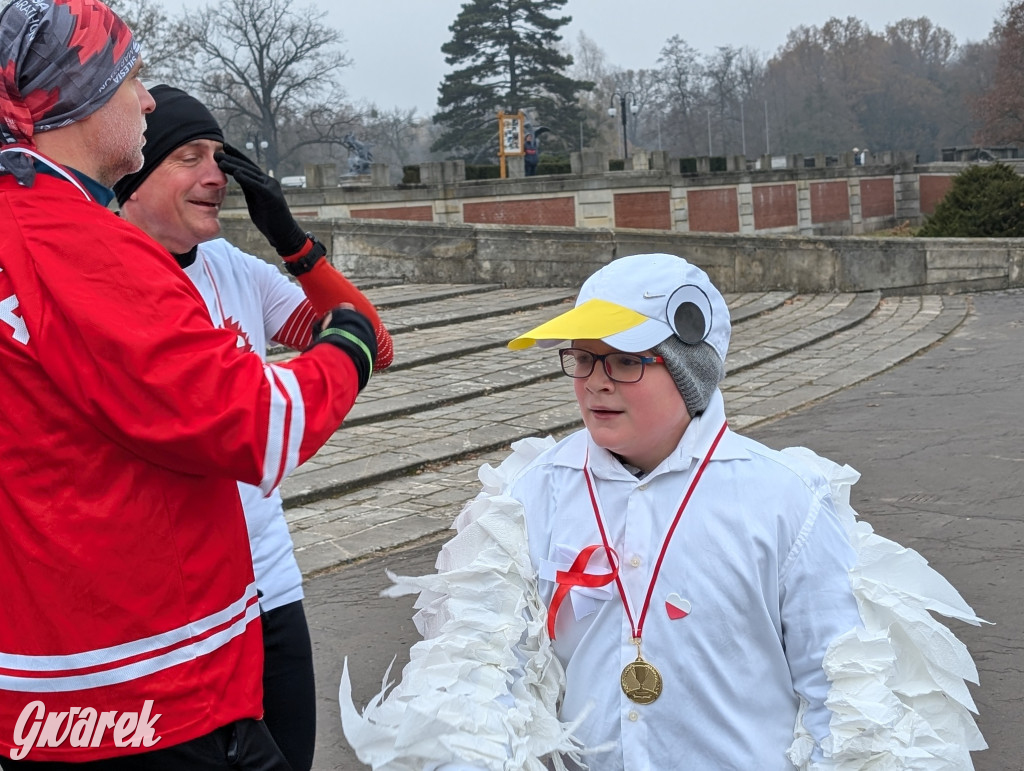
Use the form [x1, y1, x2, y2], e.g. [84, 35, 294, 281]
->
[295, 258, 381, 328]
[282, 238, 315, 262]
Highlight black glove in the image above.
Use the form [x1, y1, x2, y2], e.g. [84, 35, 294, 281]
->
[215, 143, 307, 256]
[309, 308, 377, 391]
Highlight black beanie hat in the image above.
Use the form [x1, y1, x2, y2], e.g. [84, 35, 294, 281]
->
[113, 84, 224, 206]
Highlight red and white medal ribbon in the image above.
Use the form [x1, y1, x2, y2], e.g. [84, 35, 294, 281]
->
[547, 421, 727, 643]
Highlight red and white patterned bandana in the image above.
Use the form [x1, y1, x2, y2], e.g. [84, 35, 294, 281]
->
[0, 0, 140, 184]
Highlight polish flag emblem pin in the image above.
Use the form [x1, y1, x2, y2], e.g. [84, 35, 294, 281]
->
[665, 593, 691, 620]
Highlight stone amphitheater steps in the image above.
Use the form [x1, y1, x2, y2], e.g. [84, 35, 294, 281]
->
[728, 291, 881, 370]
[280, 289, 816, 503]
[367, 282, 505, 309]
[728, 291, 796, 322]
[375, 287, 580, 333]
[368, 286, 797, 373]
[722, 294, 968, 430]
[365, 295, 577, 372]
[274, 283, 970, 575]
[330, 292, 866, 428]
[267, 286, 578, 367]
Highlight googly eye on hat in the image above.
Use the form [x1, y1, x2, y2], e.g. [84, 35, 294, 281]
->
[508, 253, 731, 362]
[667, 284, 715, 345]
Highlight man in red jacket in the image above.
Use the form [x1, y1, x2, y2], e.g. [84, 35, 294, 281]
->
[0, 1, 376, 768]
[113, 84, 394, 771]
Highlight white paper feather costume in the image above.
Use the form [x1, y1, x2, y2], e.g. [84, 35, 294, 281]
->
[339, 439, 987, 770]
[783, 447, 987, 769]
[339, 437, 586, 771]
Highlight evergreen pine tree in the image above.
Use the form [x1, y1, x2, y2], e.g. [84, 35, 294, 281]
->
[432, 0, 593, 161]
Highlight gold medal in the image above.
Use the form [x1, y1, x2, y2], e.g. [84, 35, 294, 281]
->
[621, 644, 663, 704]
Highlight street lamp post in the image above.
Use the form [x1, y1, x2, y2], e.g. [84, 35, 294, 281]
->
[245, 132, 269, 170]
[608, 91, 638, 161]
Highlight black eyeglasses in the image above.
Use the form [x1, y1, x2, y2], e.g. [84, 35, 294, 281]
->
[558, 347, 665, 384]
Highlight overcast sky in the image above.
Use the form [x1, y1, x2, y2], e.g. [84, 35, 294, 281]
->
[167, 0, 1007, 115]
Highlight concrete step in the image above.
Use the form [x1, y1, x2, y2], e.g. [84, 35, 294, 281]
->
[728, 291, 796, 322]
[271, 285, 795, 367]
[728, 292, 880, 370]
[363, 282, 505, 309]
[268, 284, 576, 364]
[377, 286, 577, 333]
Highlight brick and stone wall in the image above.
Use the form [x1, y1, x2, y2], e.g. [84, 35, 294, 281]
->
[613, 191, 671, 230]
[810, 181, 850, 224]
[463, 197, 575, 226]
[752, 183, 798, 230]
[221, 217, 1024, 296]
[860, 177, 896, 219]
[225, 157, 1016, 239]
[919, 175, 955, 215]
[687, 188, 740, 233]
[350, 205, 433, 221]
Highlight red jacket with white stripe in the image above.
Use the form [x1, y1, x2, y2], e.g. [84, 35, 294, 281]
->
[0, 170, 361, 761]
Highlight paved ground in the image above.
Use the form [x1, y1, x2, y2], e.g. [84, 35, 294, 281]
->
[268, 283, 1022, 769]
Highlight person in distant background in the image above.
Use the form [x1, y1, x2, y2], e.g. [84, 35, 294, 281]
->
[116, 85, 393, 771]
[523, 132, 538, 176]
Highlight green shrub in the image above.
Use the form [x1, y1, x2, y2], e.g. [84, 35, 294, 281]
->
[609, 159, 625, 171]
[401, 165, 421, 184]
[917, 163, 1024, 237]
[679, 157, 698, 174]
[710, 156, 728, 172]
[466, 164, 501, 180]
[536, 155, 571, 175]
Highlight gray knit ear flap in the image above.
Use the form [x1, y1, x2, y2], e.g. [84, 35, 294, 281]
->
[652, 338, 724, 418]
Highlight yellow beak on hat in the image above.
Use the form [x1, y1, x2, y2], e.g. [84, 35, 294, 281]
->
[508, 299, 650, 350]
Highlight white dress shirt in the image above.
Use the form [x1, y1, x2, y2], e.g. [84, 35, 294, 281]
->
[510, 390, 862, 770]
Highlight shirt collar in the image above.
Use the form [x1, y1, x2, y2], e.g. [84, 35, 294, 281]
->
[35, 160, 114, 206]
[676, 389, 746, 463]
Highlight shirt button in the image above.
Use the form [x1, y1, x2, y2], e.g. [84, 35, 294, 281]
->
[628, 710, 639, 722]
[630, 555, 642, 568]
[638, 483, 649, 491]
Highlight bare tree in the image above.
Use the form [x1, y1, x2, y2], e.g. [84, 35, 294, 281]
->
[173, 0, 351, 175]
[652, 35, 705, 157]
[570, 30, 610, 86]
[567, 32, 619, 155]
[886, 17, 958, 73]
[944, 39, 997, 148]
[361, 107, 423, 171]
[974, 0, 1024, 146]
[703, 47, 743, 156]
[106, 0, 184, 77]
[767, 20, 885, 155]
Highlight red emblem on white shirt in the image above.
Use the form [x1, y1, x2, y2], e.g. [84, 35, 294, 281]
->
[665, 593, 691, 620]
[224, 316, 253, 353]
